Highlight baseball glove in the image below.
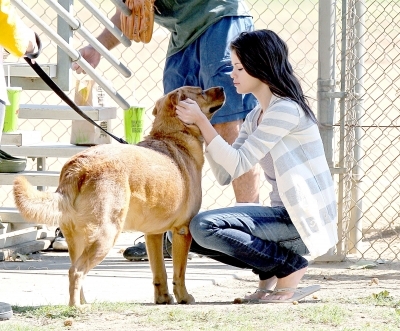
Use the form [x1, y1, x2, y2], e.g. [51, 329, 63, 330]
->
[120, 0, 155, 44]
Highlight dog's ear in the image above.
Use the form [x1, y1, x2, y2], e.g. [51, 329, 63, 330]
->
[152, 98, 163, 116]
[169, 90, 183, 107]
[153, 89, 184, 117]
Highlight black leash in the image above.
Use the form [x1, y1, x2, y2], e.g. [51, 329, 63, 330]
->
[24, 57, 128, 144]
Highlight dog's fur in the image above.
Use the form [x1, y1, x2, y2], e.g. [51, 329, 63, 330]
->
[13, 86, 225, 307]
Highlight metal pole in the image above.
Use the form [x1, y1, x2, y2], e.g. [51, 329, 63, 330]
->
[336, 0, 348, 258]
[45, 0, 131, 77]
[349, 0, 366, 254]
[317, 0, 336, 169]
[79, 0, 132, 47]
[317, 0, 341, 260]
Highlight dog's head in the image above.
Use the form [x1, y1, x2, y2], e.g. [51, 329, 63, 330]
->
[149, 86, 225, 138]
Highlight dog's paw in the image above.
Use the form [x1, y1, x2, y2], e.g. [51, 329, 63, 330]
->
[177, 294, 195, 305]
[76, 303, 91, 312]
[155, 294, 175, 305]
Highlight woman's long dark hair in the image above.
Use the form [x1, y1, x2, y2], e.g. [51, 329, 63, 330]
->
[230, 29, 317, 122]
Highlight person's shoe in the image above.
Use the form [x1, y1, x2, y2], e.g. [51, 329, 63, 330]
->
[0, 152, 26, 173]
[0, 149, 26, 161]
[52, 227, 68, 251]
[123, 241, 148, 261]
[123, 234, 172, 261]
[0, 302, 13, 320]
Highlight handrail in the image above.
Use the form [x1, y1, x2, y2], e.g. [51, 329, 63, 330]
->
[110, 0, 132, 16]
[44, 0, 131, 78]
[11, 0, 130, 110]
[78, 0, 132, 47]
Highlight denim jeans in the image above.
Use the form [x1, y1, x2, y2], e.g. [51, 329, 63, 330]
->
[188, 206, 309, 280]
[163, 16, 257, 125]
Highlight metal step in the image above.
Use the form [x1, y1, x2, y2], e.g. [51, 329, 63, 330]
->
[1, 143, 89, 158]
[0, 170, 60, 187]
[19, 104, 117, 121]
[0, 207, 27, 223]
[1, 130, 42, 146]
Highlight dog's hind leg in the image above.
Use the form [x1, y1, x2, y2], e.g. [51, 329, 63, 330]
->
[171, 227, 195, 304]
[66, 224, 121, 307]
[145, 233, 174, 304]
[64, 232, 86, 307]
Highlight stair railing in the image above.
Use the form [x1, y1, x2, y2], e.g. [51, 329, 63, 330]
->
[10, 0, 132, 110]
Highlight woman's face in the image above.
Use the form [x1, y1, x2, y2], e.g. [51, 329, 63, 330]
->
[230, 51, 263, 95]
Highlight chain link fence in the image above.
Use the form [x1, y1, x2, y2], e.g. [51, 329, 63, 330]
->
[335, 0, 399, 261]
[1, 0, 398, 261]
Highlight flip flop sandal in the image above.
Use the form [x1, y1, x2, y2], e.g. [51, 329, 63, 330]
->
[241, 288, 274, 302]
[259, 285, 321, 303]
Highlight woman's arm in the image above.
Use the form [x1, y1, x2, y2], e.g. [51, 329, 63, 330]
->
[176, 97, 301, 180]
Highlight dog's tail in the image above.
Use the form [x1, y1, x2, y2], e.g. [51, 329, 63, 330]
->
[13, 176, 64, 226]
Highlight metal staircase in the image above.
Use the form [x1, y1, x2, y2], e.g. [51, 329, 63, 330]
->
[0, 0, 133, 260]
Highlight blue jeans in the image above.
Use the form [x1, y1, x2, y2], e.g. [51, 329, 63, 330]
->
[163, 16, 257, 125]
[189, 206, 309, 280]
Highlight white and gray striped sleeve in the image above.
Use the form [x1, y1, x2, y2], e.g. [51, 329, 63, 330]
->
[206, 100, 300, 179]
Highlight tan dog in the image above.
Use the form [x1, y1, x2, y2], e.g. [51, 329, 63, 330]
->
[13, 86, 225, 307]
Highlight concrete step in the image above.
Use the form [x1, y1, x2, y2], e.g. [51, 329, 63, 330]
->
[0, 238, 53, 261]
[0, 170, 59, 186]
[19, 104, 117, 121]
[0, 226, 38, 249]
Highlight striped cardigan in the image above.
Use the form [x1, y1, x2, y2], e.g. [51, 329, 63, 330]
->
[205, 95, 338, 257]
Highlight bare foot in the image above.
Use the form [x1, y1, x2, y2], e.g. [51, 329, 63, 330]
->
[262, 267, 308, 301]
[244, 276, 278, 300]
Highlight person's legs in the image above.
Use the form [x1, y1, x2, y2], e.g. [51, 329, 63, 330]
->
[214, 120, 260, 203]
[196, 16, 259, 203]
[189, 205, 309, 300]
[125, 17, 258, 260]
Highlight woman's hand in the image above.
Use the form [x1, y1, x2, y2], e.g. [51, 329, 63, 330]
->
[175, 98, 205, 126]
[176, 98, 218, 145]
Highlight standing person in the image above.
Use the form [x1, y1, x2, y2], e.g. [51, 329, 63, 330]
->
[0, 0, 42, 319]
[175, 29, 338, 303]
[70, 0, 260, 260]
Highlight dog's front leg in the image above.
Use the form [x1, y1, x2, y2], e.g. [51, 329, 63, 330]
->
[171, 228, 195, 304]
[145, 233, 174, 304]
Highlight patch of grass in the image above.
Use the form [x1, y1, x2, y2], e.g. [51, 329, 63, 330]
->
[0, 324, 46, 331]
[12, 304, 79, 319]
[359, 290, 400, 308]
[3, 300, 400, 331]
[301, 304, 348, 326]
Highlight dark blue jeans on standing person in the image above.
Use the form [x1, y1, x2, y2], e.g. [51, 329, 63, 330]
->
[189, 206, 309, 280]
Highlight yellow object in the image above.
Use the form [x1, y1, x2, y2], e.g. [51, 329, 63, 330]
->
[124, 105, 145, 144]
[0, 0, 31, 57]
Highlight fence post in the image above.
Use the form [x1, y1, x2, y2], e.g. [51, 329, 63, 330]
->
[348, 0, 366, 255]
[317, 0, 342, 261]
[317, 0, 336, 170]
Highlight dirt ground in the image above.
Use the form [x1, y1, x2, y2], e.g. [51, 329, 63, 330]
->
[3, 258, 400, 331]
